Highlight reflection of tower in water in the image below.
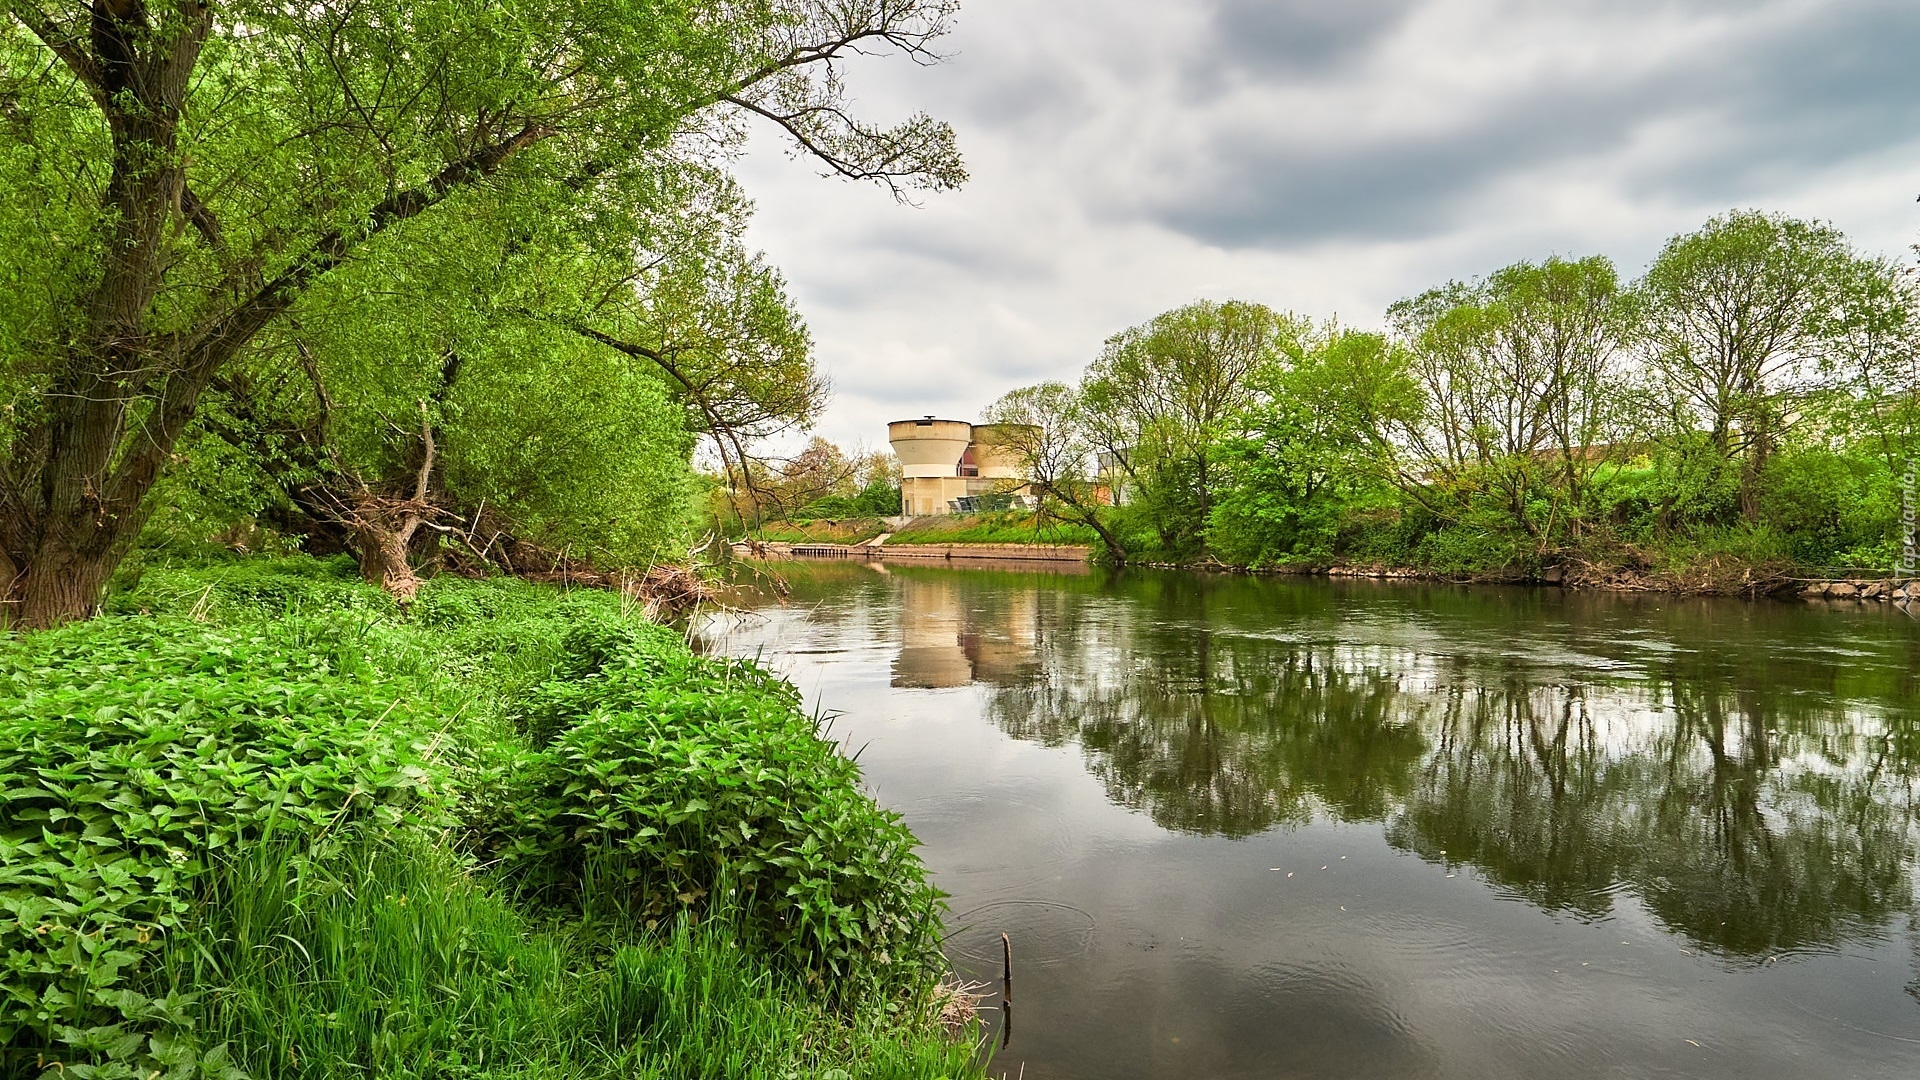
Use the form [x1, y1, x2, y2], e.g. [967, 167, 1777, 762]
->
[966, 586, 1039, 684]
[895, 578, 970, 688]
[892, 578, 1040, 688]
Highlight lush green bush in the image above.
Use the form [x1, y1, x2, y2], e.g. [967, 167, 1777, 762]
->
[795, 494, 862, 519]
[1755, 450, 1901, 567]
[469, 618, 948, 996]
[786, 483, 902, 522]
[3, 563, 971, 1077]
[0, 613, 445, 1076]
[853, 480, 904, 516]
[103, 554, 385, 620]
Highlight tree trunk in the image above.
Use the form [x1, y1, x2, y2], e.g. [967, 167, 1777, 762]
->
[1040, 481, 1127, 566]
[351, 519, 425, 603]
[0, 2, 545, 629]
[2, 470, 154, 628]
[17, 544, 117, 627]
[5, 506, 149, 628]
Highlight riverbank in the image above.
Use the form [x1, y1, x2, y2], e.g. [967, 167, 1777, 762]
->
[1, 557, 982, 1078]
[738, 539, 1094, 565]
[740, 513, 1918, 601]
[742, 512, 1102, 550]
[1162, 557, 1915, 604]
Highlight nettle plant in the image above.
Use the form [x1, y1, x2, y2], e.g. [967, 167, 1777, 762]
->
[0, 615, 447, 1076]
[469, 619, 949, 997]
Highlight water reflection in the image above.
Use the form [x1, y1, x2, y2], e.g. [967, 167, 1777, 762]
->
[893, 574, 1042, 688]
[882, 567, 1920, 960]
[713, 562, 1920, 1079]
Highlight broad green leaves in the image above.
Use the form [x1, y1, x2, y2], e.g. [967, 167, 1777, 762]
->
[0, 612, 445, 1074]
[469, 617, 947, 997]
[2, 0, 962, 622]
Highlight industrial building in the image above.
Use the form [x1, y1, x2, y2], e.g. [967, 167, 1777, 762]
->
[888, 417, 1035, 516]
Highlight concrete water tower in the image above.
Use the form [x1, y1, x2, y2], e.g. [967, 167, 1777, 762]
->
[966, 424, 1037, 480]
[889, 417, 973, 516]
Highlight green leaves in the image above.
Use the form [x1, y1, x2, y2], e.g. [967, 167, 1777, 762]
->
[6, 563, 958, 1072]
[470, 618, 948, 999]
[0, 612, 445, 1074]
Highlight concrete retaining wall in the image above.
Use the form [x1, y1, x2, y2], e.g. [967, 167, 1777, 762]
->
[874, 543, 1092, 563]
[733, 541, 1092, 565]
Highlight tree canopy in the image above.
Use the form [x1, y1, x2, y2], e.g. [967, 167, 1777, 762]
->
[0, 0, 965, 623]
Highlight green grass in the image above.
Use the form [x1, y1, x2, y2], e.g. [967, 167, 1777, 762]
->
[885, 513, 1101, 547]
[3, 558, 983, 1078]
[164, 836, 978, 1080]
[743, 519, 892, 545]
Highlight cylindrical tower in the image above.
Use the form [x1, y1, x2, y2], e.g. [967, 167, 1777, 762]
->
[888, 418, 973, 477]
[890, 418, 974, 516]
[967, 423, 1037, 479]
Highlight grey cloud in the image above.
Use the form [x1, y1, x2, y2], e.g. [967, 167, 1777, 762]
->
[733, 0, 1920, 451]
[864, 224, 1057, 280]
[1145, 82, 1657, 247]
[949, 58, 1095, 130]
[1625, 3, 1920, 196]
[1189, 0, 1417, 89]
[1138, 0, 1920, 248]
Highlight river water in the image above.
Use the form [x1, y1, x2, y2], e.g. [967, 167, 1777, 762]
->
[701, 560, 1920, 1080]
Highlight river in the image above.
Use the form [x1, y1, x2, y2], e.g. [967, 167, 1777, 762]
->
[700, 560, 1920, 1079]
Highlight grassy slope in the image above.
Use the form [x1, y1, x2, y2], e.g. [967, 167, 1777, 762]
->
[2, 557, 982, 1079]
[743, 514, 1102, 548]
[882, 514, 1101, 547]
[744, 519, 892, 545]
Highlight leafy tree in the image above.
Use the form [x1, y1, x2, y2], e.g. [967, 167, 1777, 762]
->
[1635, 211, 1881, 522]
[1812, 257, 1920, 477]
[1209, 330, 1411, 565]
[1081, 301, 1308, 558]
[195, 166, 810, 596]
[982, 380, 1127, 561]
[1384, 256, 1633, 541]
[0, 0, 963, 625]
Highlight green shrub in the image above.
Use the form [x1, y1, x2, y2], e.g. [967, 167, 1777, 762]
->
[102, 555, 383, 622]
[1757, 449, 1900, 568]
[852, 480, 903, 516]
[0, 615, 447, 1076]
[795, 494, 861, 520]
[5, 564, 970, 1076]
[1413, 523, 1534, 575]
[469, 620, 947, 996]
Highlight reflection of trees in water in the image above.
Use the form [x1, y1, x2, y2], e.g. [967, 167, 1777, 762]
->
[1385, 677, 1916, 957]
[990, 631, 1426, 836]
[972, 575, 1920, 959]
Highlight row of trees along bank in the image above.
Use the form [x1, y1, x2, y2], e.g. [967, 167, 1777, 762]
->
[989, 211, 1920, 587]
[0, 0, 965, 627]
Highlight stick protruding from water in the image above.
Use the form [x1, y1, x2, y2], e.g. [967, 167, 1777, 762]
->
[1001, 932, 1014, 1048]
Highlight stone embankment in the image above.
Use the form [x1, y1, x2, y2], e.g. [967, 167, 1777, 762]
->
[1797, 579, 1912, 604]
[734, 541, 1093, 565]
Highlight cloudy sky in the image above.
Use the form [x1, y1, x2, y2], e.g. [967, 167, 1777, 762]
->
[733, 0, 1920, 453]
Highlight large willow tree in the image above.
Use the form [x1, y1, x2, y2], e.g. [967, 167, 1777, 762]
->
[0, 0, 963, 626]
